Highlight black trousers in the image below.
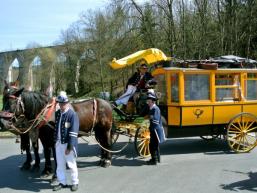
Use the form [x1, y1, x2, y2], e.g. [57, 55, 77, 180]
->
[149, 130, 160, 161]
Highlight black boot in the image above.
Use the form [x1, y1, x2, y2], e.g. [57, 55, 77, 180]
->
[157, 148, 161, 163]
[53, 183, 67, 191]
[146, 159, 157, 165]
[146, 152, 157, 165]
[111, 101, 118, 107]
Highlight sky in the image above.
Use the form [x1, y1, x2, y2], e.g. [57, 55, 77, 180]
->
[0, 0, 108, 52]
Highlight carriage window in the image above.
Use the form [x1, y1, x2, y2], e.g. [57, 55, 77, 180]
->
[184, 74, 209, 101]
[215, 74, 234, 85]
[215, 74, 240, 101]
[154, 74, 166, 104]
[171, 73, 179, 102]
[246, 73, 257, 100]
[216, 88, 235, 101]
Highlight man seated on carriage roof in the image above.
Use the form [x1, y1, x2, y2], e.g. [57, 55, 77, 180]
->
[113, 60, 157, 107]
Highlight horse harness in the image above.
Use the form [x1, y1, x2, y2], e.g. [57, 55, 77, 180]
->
[4, 94, 99, 138]
[78, 98, 97, 137]
[91, 99, 97, 133]
[3, 94, 56, 135]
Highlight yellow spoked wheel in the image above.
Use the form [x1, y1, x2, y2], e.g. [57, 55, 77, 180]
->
[227, 112, 257, 153]
[134, 120, 151, 157]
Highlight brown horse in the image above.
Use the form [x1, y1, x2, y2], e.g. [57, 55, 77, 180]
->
[0, 87, 113, 167]
[72, 98, 113, 166]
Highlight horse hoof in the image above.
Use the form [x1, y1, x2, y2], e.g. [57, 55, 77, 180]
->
[41, 173, 50, 179]
[50, 175, 58, 186]
[20, 163, 31, 171]
[101, 160, 111, 168]
[98, 159, 104, 166]
[31, 165, 40, 172]
[40, 170, 52, 178]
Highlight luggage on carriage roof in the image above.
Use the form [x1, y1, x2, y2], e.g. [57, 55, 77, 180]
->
[212, 55, 257, 68]
[175, 55, 257, 69]
[198, 63, 218, 70]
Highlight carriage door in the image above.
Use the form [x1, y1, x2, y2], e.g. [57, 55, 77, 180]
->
[243, 73, 257, 116]
[168, 73, 180, 126]
[154, 74, 167, 118]
[182, 73, 212, 126]
[214, 73, 242, 124]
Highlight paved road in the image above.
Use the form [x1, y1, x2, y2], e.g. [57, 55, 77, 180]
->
[1, 137, 257, 193]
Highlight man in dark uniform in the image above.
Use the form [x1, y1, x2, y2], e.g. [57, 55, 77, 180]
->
[146, 92, 166, 165]
[113, 61, 156, 107]
[53, 91, 79, 192]
[127, 63, 155, 91]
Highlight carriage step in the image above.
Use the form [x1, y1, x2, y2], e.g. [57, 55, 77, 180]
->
[112, 105, 128, 117]
[112, 104, 140, 122]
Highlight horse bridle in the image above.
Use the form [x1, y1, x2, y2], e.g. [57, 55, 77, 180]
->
[9, 94, 25, 117]
[4, 92, 57, 135]
[3, 94, 31, 134]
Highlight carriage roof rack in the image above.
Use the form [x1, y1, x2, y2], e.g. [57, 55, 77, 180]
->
[170, 55, 257, 69]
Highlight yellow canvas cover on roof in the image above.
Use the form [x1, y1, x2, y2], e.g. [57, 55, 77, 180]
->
[110, 48, 168, 69]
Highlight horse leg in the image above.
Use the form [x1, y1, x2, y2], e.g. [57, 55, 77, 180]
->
[96, 127, 112, 168]
[31, 141, 40, 172]
[95, 127, 105, 166]
[48, 123, 58, 182]
[40, 143, 52, 177]
[102, 130, 112, 168]
[100, 148, 106, 166]
[39, 128, 52, 177]
[41, 139, 58, 182]
[20, 147, 32, 170]
[39, 125, 57, 181]
[51, 146, 58, 184]
[20, 134, 32, 170]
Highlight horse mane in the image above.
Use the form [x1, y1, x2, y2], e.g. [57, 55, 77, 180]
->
[21, 91, 49, 120]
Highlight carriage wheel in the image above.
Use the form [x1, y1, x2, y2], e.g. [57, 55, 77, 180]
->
[134, 121, 151, 158]
[135, 127, 150, 157]
[227, 112, 257, 153]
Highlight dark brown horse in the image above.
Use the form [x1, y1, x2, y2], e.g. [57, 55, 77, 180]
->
[0, 83, 56, 178]
[0, 87, 113, 168]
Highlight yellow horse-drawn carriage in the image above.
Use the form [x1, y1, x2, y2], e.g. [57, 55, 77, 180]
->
[110, 48, 257, 157]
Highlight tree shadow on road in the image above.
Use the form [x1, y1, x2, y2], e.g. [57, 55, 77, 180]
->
[160, 138, 231, 155]
[77, 141, 145, 167]
[220, 170, 257, 192]
[77, 137, 233, 167]
[0, 154, 53, 192]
